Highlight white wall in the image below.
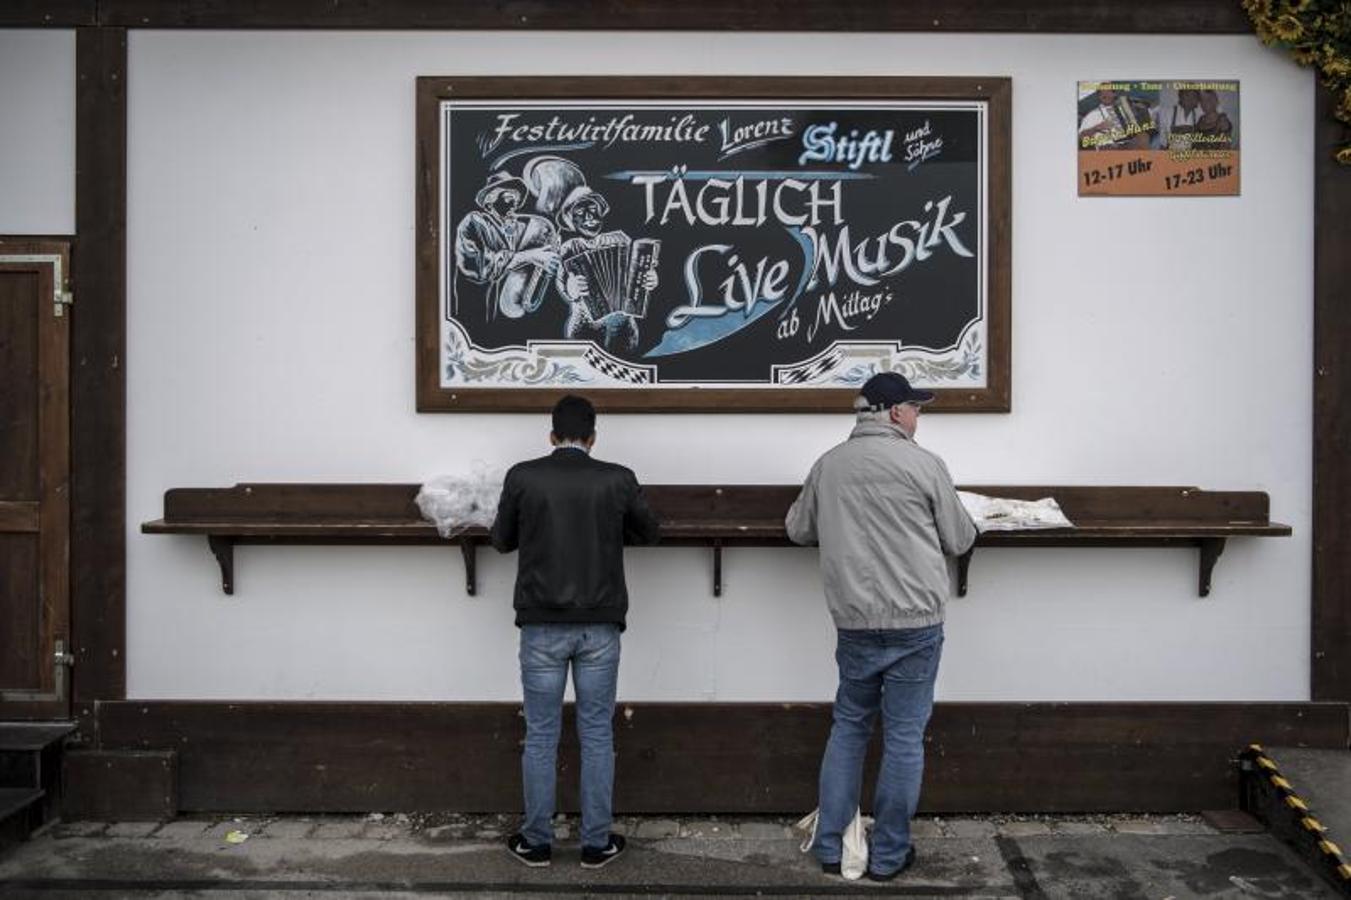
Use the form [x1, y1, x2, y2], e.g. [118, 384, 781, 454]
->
[115, 32, 1312, 702]
[0, 30, 75, 234]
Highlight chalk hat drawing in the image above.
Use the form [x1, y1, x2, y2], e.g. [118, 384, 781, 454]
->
[475, 170, 529, 209]
[557, 186, 611, 231]
[523, 155, 587, 217]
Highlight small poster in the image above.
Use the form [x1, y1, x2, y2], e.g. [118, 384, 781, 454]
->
[1077, 80, 1240, 197]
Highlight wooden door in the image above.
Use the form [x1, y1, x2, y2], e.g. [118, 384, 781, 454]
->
[0, 240, 72, 720]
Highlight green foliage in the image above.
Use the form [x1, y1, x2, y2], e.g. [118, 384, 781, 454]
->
[1245, 0, 1351, 161]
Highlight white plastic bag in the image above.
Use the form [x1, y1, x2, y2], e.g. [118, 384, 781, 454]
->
[795, 807, 870, 880]
[415, 463, 504, 538]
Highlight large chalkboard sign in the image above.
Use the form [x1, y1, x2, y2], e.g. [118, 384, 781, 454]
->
[416, 77, 1010, 412]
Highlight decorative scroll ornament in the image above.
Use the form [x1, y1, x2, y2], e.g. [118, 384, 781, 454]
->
[445, 321, 591, 386]
[772, 329, 982, 387]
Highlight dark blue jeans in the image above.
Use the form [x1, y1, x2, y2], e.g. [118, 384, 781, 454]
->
[518, 623, 621, 849]
[813, 624, 944, 874]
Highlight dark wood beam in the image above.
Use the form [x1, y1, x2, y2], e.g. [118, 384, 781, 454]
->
[62, 750, 177, 821]
[1313, 84, 1351, 701]
[96, 700, 1348, 814]
[95, 0, 1252, 32]
[0, 1, 96, 27]
[72, 28, 128, 717]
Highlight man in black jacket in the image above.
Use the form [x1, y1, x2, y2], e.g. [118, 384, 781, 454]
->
[490, 394, 661, 869]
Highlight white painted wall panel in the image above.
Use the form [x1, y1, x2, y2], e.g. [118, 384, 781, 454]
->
[0, 30, 75, 234]
[124, 31, 1313, 701]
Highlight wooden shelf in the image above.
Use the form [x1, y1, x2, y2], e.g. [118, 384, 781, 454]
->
[142, 483, 1291, 598]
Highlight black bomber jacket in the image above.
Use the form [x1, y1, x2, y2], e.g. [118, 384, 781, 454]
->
[489, 448, 661, 630]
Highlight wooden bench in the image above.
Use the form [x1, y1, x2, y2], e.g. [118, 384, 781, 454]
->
[142, 483, 1290, 598]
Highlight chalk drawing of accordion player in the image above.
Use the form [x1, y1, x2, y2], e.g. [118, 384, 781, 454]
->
[453, 170, 560, 321]
[553, 186, 660, 354]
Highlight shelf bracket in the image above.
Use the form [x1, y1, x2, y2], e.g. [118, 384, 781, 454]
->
[712, 540, 723, 597]
[207, 535, 236, 595]
[956, 547, 974, 597]
[459, 538, 478, 596]
[1198, 538, 1226, 597]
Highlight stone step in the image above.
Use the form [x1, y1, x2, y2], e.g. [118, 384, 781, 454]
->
[0, 722, 76, 752]
[1243, 745, 1351, 895]
[0, 787, 45, 845]
[1265, 747, 1351, 848]
[0, 722, 75, 832]
[0, 787, 44, 822]
[0, 723, 73, 791]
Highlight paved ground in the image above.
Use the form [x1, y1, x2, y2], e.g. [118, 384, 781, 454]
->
[0, 812, 1338, 898]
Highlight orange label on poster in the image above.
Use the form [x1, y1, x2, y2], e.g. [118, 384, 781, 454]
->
[1079, 149, 1240, 196]
[1077, 80, 1240, 197]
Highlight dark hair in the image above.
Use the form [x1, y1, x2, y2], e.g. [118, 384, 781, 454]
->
[551, 394, 596, 442]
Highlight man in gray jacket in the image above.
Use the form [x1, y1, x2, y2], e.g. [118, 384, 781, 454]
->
[786, 371, 976, 882]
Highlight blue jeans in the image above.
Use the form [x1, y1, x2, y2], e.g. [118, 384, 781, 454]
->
[519, 623, 621, 849]
[813, 624, 943, 874]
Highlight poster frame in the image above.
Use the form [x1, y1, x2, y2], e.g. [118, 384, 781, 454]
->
[415, 75, 1011, 413]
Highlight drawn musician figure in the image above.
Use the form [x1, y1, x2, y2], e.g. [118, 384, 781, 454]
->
[454, 170, 560, 321]
[554, 186, 659, 355]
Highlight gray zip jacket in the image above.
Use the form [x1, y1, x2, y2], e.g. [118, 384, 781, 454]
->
[786, 420, 977, 630]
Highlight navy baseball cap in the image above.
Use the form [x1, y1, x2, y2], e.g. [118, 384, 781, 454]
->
[858, 372, 934, 411]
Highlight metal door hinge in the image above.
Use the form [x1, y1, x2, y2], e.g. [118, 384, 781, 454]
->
[0, 639, 72, 703]
[0, 253, 69, 318]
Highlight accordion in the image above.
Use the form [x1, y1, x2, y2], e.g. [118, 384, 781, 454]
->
[1103, 96, 1153, 147]
[561, 232, 660, 321]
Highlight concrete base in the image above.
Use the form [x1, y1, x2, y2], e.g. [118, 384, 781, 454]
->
[0, 813, 1338, 898]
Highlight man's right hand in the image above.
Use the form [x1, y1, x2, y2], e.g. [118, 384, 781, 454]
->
[513, 248, 557, 272]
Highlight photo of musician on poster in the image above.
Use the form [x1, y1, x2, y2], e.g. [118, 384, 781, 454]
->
[420, 80, 1010, 408]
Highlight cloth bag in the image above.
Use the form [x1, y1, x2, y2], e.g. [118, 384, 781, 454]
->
[795, 807, 869, 880]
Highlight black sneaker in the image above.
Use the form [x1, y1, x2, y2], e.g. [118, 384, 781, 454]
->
[580, 833, 626, 869]
[506, 832, 551, 867]
[820, 861, 842, 876]
[866, 845, 916, 882]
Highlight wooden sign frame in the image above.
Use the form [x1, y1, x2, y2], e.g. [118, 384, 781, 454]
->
[415, 76, 1011, 413]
